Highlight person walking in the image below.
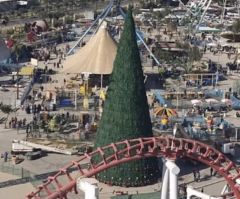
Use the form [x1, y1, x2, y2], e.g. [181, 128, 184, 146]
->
[210, 167, 213, 176]
[3, 151, 8, 162]
[196, 169, 200, 182]
[193, 170, 197, 181]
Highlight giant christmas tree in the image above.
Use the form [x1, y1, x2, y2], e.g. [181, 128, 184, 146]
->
[94, 8, 160, 187]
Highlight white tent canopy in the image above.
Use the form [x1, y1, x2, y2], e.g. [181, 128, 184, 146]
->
[0, 38, 10, 62]
[62, 22, 117, 75]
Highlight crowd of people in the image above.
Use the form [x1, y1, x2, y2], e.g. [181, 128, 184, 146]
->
[8, 117, 27, 129]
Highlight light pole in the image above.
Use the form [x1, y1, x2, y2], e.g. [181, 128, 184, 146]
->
[16, 67, 19, 100]
[171, 124, 177, 151]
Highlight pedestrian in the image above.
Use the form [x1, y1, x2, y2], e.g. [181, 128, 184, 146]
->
[3, 151, 8, 162]
[23, 118, 26, 126]
[183, 184, 187, 196]
[85, 122, 90, 133]
[196, 169, 200, 182]
[193, 170, 197, 181]
[210, 167, 213, 176]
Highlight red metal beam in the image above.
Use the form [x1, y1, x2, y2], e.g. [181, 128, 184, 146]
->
[26, 136, 240, 199]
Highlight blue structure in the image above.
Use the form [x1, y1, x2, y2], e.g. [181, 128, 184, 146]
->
[231, 95, 240, 110]
[136, 31, 145, 45]
[153, 90, 166, 105]
[204, 89, 224, 98]
[59, 99, 74, 107]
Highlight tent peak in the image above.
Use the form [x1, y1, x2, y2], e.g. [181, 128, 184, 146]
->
[100, 21, 108, 29]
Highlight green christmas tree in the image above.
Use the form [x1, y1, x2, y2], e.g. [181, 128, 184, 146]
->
[94, 8, 160, 187]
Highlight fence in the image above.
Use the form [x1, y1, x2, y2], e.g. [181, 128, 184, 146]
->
[0, 162, 32, 179]
[0, 161, 34, 189]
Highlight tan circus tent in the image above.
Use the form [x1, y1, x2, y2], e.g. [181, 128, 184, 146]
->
[0, 38, 10, 62]
[62, 22, 117, 74]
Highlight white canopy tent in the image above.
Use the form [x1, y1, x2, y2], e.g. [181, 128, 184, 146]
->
[62, 21, 117, 75]
[0, 38, 10, 62]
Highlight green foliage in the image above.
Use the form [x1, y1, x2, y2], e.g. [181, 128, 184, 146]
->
[94, 8, 160, 187]
[154, 48, 172, 63]
[0, 104, 14, 128]
[12, 43, 24, 62]
[65, 16, 73, 24]
[48, 11, 65, 20]
[48, 115, 59, 132]
[28, 0, 41, 8]
[188, 45, 202, 62]
[154, 8, 170, 20]
[0, 104, 13, 114]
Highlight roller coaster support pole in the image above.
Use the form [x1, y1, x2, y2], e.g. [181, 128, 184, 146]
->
[67, 0, 114, 55]
[77, 178, 99, 199]
[118, 7, 161, 66]
[161, 158, 169, 199]
[196, 0, 213, 31]
[93, 1, 115, 35]
[221, 0, 227, 24]
[166, 160, 180, 199]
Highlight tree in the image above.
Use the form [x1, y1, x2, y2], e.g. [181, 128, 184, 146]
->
[176, 42, 202, 73]
[232, 19, 240, 42]
[0, 104, 14, 128]
[94, 8, 160, 187]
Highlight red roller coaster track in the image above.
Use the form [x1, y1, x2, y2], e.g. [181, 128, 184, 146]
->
[26, 136, 240, 199]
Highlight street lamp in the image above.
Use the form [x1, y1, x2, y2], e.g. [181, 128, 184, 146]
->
[173, 124, 177, 137]
[171, 124, 178, 151]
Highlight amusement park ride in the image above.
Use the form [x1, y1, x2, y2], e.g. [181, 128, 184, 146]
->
[67, 0, 161, 66]
[26, 135, 240, 199]
[25, 1, 240, 199]
[178, 0, 240, 31]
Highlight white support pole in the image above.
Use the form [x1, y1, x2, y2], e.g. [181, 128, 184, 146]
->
[187, 186, 220, 199]
[221, 184, 228, 195]
[161, 169, 169, 199]
[93, 5, 113, 35]
[77, 178, 99, 199]
[67, 0, 114, 55]
[162, 158, 167, 178]
[166, 160, 180, 199]
[169, 171, 178, 199]
[100, 74, 103, 89]
[221, 0, 227, 24]
[75, 89, 77, 110]
[161, 158, 169, 199]
[197, 0, 213, 30]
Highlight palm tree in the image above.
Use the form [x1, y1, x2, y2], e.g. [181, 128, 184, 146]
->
[12, 42, 23, 99]
[0, 104, 14, 128]
[232, 19, 240, 42]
